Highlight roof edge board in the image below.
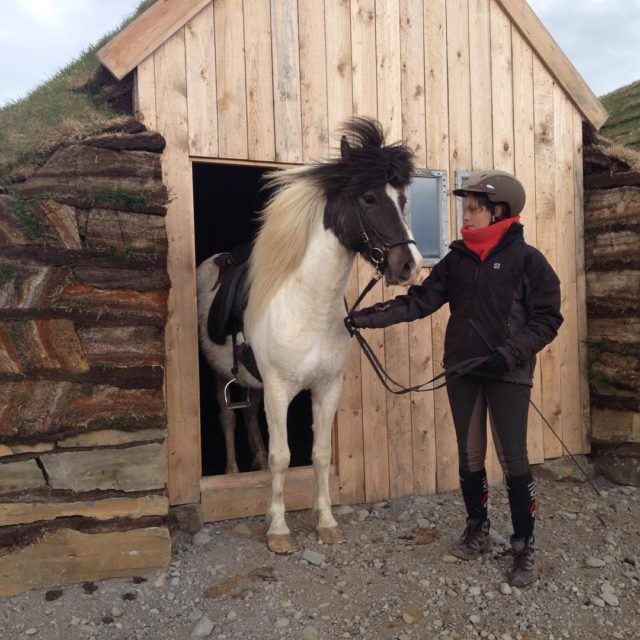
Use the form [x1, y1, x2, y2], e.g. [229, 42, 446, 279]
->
[496, 0, 608, 130]
[97, 0, 212, 80]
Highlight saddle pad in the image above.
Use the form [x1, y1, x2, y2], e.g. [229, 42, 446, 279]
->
[207, 259, 249, 346]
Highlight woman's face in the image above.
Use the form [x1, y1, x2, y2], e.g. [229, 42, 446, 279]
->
[462, 195, 492, 229]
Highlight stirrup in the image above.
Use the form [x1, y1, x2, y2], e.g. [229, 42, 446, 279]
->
[223, 378, 251, 410]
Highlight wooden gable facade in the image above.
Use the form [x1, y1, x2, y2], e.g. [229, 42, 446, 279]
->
[99, 0, 607, 518]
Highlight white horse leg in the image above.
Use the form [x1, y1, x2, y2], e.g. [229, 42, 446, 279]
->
[215, 378, 239, 474]
[263, 378, 295, 554]
[311, 377, 344, 544]
[246, 388, 268, 471]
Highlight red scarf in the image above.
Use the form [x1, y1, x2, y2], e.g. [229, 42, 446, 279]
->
[460, 216, 521, 261]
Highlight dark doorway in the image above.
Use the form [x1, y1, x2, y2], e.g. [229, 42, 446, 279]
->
[192, 162, 314, 476]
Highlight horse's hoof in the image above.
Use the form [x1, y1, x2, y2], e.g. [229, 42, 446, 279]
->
[252, 455, 268, 471]
[267, 533, 296, 555]
[316, 526, 345, 544]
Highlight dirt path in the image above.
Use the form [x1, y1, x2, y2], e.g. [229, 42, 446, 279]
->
[1, 471, 638, 640]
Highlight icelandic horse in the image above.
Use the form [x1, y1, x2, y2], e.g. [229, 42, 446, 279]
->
[197, 118, 422, 553]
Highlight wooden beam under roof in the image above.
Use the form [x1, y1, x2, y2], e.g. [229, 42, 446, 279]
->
[97, 0, 212, 80]
[497, 0, 608, 130]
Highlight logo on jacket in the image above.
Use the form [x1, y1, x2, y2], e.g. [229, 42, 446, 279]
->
[493, 262, 501, 269]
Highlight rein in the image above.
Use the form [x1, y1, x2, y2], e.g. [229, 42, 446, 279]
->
[345, 270, 490, 395]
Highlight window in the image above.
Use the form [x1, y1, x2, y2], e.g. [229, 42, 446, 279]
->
[408, 169, 448, 266]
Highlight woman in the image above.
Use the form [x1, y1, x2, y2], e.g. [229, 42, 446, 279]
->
[345, 170, 563, 587]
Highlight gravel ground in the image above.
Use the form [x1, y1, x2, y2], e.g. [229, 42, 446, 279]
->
[1, 470, 639, 640]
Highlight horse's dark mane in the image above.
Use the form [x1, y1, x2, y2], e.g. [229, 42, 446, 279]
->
[304, 117, 415, 196]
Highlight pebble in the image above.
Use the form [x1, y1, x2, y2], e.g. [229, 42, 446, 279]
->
[111, 607, 123, 618]
[232, 524, 251, 536]
[192, 616, 214, 638]
[302, 549, 326, 566]
[357, 509, 369, 521]
[441, 555, 459, 564]
[469, 586, 482, 597]
[600, 592, 619, 607]
[154, 573, 166, 588]
[585, 557, 606, 568]
[302, 627, 319, 640]
[334, 505, 354, 515]
[402, 612, 414, 624]
[192, 531, 212, 546]
[589, 595, 606, 608]
[274, 617, 289, 628]
[25, 629, 37, 636]
[226, 610, 237, 620]
[446, 589, 457, 597]
[556, 511, 577, 521]
[500, 583, 512, 595]
[470, 614, 481, 624]
[397, 510, 411, 522]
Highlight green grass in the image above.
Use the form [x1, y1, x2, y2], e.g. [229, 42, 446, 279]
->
[601, 80, 640, 153]
[0, 0, 155, 182]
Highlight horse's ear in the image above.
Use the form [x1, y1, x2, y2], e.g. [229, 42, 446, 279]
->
[340, 135, 351, 161]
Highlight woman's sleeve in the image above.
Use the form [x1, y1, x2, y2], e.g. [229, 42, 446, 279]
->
[349, 254, 451, 330]
[497, 249, 564, 368]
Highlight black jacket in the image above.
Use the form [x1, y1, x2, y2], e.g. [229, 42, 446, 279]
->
[351, 224, 563, 385]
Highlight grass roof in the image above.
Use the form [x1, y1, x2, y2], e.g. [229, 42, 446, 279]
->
[601, 80, 640, 153]
[0, 1, 155, 184]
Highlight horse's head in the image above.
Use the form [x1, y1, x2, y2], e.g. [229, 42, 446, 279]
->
[312, 118, 423, 286]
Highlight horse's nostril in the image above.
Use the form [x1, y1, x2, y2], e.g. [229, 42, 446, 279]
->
[402, 259, 416, 279]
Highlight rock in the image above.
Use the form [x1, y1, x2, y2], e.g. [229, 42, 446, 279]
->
[302, 627, 319, 640]
[192, 531, 212, 547]
[615, 499, 630, 513]
[0, 459, 45, 493]
[500, 583, 512, 595]
[334, 505, 354, 515]
[226, 610, 237, 620]
[589, 595, 606, 608]
[446, 589, 457, 597]
[192, 615, 214, 638]
[585, 557, 606, 568]
[25, 628, 37, 635]
[274, 618, 289, 628]
[302, 549, 325, 566]
[556, 511, 578, 521]
[469, 586, 481, 597]
[189, 610, 204, 623]
[397, 510, 411, 522]
[537, 456, 594, 482]
[232, 524, 251, 536]
[401, 611, 414, 624]
[489, 532, 509, 546]
[441, 555, 459, 564]
[154, 573, 166, 588]
[111, 607, 123, 618]
[357, 509, 369, 521]
[373, 559, 384, 569]
[594, 446, 640, 487]
[600, 581, 615, 594]
[470, 614, 481, 624]
[600, 591, 619, 607]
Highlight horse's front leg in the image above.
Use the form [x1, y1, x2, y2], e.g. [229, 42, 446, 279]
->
[263, 378, 295, 554]
[311, 377, 345, 544]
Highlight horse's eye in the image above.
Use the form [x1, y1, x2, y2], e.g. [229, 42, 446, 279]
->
[363, 194, 376, 205]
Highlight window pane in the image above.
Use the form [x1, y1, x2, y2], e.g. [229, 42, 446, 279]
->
[409, 173, 443, 260]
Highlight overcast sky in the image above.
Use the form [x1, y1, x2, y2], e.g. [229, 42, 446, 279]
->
[0, 0, 638, 109]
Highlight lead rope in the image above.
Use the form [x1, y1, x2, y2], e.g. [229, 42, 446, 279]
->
[345, 274, 490, 394]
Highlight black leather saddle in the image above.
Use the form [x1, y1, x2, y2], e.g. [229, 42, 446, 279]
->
[206, 245, 261, 383]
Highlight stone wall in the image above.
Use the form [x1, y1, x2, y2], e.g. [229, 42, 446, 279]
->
[583, 140, 640, 486]
[0, 119, 171, 596]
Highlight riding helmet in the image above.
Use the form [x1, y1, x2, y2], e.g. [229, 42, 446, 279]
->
[452, 170, 526, 216]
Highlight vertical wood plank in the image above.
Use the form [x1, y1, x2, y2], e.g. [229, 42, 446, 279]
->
[326, 0, 364, 505]
[185, 4, 218, 157]
[154, 30, 201, 505]
[298, 0, 329, 161]
[271, 0, 303, 163]
[352, 0, 389, 502]
[244, 0, 276, 161]
[468, 0, 492, 170]
[573, 109, 590, 455]
[377, 0, 413, 499]
[136, 55, 157, 131]
[400, 0, 436, 495]
[351, 0, 378, 119]
[512, 28, 544, 465]
[533, 58, 562, 459]
[214, 0, 248, 159]
[424, 0, 456, 493]
[554, 91, 582, 457]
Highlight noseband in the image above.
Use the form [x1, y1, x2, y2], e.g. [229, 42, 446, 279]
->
[353, 196, 416, 274]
